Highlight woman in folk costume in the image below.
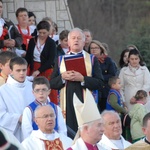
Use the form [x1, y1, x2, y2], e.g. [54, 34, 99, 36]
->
[67, 89, 107, 150]
[25, 20, 57, 104]
[0, 0, 22, 51]
[89, 40, 117, 112]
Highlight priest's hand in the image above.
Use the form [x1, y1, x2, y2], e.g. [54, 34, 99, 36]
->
[61, 70, 74, 81]
[61, 70, 84, 82]
[70, 71, 84, 82]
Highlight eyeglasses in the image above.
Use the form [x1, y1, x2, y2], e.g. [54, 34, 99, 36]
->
[33, 88, 49, 93]
[90, 47, 100, 50]
[36, 114, 56, 119]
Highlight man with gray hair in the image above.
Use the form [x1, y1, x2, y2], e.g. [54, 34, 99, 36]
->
[98, 110, 131, 149]
[21, 105, 72, 150]
[50, 27, 103, 138]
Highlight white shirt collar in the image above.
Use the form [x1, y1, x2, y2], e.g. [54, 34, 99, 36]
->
[0, 18, 5, 26]
[69, 50, 83, 55]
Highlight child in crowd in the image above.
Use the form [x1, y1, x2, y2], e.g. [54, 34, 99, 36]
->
[106, 76, 127, 114]
[106, 76, 131, 141]
[129, 90, 148, 143]
[21, 76, 67, 140]
[0, 51, 17, 86]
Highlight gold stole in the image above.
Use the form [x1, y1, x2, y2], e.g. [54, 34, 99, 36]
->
[59, 52, 92, 118]
[41, 138, 64, 150]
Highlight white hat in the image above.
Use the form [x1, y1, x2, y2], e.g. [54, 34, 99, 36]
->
[125, 140, 150, 150]
[73, 89, 101, 127]
[73, 89, 101, 143]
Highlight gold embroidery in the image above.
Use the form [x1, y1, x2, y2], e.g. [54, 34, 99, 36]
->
[41, 138, 64, 150]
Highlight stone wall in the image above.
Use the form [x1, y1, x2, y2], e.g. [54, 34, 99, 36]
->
[2, 0, 74, 33]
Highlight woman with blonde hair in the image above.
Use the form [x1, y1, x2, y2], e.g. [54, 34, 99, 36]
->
[89, 40, 117, 112]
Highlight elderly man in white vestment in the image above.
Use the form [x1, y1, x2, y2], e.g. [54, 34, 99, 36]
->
[22, 105, 72, 150]
[67, 89, 107, 150]
[98, 110, 131, 150]
[0, 57, 34, 142]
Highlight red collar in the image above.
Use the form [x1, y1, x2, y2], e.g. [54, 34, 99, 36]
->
[84, 141, 98, 150]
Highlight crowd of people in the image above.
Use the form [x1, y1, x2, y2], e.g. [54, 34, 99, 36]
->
[0, 0, 150, 149]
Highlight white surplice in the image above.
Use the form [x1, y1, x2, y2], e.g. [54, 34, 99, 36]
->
[98, 134, 131, 150]
[0, 75, 34, 142]
[21, 129, 72, 150]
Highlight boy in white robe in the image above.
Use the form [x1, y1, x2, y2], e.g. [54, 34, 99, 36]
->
[22, 76, 67, 140]
[22, 105, 72, 150]
[0, 57, 34, 142]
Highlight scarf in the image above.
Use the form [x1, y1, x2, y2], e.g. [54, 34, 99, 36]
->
[98, 54, 107, 63]
[0, 24, 9, 51]
[17, 25, 32, 50]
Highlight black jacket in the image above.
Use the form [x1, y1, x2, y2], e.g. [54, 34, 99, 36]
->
[0, 18, 22, 49]
[25, 36, 56, 73]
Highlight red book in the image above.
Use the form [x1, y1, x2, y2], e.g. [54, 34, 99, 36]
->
[64, 54, 87, 76]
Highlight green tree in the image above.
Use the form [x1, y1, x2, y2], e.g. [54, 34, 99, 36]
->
[125, 20, 150, 70]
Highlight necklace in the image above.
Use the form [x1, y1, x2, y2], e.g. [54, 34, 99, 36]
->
[36, 38, 46, 53]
